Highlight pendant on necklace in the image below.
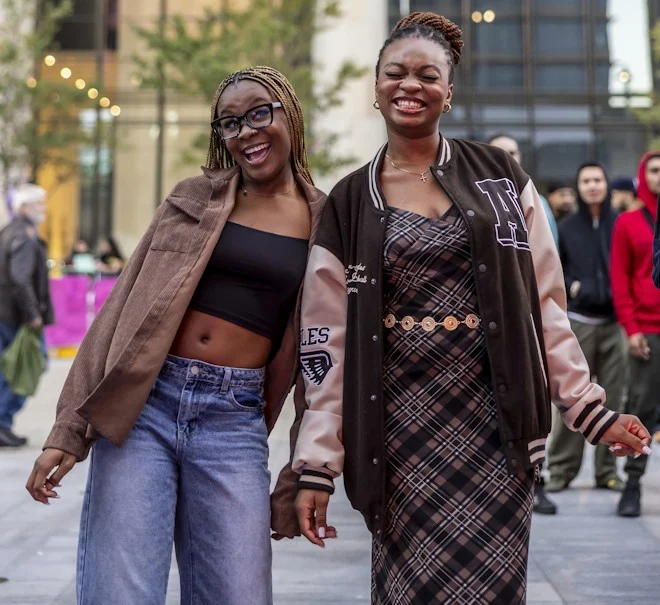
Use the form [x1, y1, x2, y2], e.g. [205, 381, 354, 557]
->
[420, 173, 427, 183]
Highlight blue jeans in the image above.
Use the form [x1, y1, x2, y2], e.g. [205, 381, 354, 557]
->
[0, 320, 26, 428]
[76, 355, 272, 605]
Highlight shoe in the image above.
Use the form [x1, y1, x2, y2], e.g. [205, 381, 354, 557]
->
[617, 483, 641, 517]
[533, 484, 557, 515]
[596, 476, 626, 492]
[0, 427, 27, 448]
[545, 476, 569, 493]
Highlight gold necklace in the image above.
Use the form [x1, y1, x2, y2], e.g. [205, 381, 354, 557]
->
[385, 154, 432, 183]
[242, 185, 295, 197]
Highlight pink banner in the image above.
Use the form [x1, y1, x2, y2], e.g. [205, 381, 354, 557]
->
[45, 275, 119, 348]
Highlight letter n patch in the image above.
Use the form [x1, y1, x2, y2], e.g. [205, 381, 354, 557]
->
[475, 178, 530, 250]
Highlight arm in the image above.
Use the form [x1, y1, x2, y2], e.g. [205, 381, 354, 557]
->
[653, 200, 660, 288]
[521, 180, 617, 443]
[42, 203, 165, 460]
[610, 217, 640, 337]
[291, 242, 347, 492]
[8, 234, 41, 323]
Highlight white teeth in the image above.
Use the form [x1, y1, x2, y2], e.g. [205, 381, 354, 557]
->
[395, 99, 424, 110]
[244, 143, 270, 155]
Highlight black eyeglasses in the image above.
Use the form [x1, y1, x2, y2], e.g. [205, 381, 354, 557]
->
[211, 102, 283, 140]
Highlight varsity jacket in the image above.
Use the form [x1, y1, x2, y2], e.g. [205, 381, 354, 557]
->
[288, 138, 616, 535]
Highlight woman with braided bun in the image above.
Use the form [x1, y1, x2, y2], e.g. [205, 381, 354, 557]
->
[26, 66, 325, 605]
[271, 12, 651, 604]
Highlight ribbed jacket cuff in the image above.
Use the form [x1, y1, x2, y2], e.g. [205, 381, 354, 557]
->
[571, 402, 619, 445]
[298, 469, 335, 494]
[43, 421, 92, 461]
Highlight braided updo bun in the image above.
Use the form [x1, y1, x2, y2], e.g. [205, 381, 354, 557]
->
[376, 12, 464, 82]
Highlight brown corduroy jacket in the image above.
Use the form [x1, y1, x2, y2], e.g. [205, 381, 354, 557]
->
[42, 164, 326, 524]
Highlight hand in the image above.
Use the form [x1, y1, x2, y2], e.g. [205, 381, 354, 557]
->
[628, 333, 651, 361]
[294, 489, 338, 548]
[26, 448, 77, 504]
[601, 414, 652, 459]
[27, 317, 43, 331]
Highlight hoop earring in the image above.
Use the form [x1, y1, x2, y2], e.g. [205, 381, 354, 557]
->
[443, 103, 452, 114]
[373, 100, 380, 110]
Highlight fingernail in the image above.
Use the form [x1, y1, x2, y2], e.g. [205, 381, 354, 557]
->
[609, 445, 622, 452]
[634, 452, 641, 459]
[318, 527, 326, 539]
[642, 446, 652, 456]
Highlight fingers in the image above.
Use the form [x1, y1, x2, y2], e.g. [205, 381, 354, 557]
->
[611, 416, 653, 457]
[298, 508, 325, 547]
[26, 461, 54, 505]
[48, 455, 76, 487]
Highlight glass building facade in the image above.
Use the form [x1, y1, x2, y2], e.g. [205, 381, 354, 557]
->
[388, 0, 656, 187]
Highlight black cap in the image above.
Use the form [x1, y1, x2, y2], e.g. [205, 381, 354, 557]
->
[547, 180, 572, 195]
[610, 177, 636, 194]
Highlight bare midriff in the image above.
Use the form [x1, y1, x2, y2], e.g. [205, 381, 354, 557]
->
[169, 309, 272, 369]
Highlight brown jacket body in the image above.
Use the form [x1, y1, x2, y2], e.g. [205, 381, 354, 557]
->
[43, 166, 325, 486]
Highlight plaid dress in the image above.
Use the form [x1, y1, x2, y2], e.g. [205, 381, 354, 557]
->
[372, 206, 534, 605]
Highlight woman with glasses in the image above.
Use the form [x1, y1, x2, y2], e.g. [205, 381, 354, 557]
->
[271, 12, 652, 604]
[26, 66, 325, 605]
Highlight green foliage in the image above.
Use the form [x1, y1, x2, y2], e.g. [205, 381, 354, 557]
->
[132, 0, 366, 174]
[0, 0, 93, 191]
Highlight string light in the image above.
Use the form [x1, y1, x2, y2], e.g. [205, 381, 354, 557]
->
[75, 78, 86, 89]
[44, 55, 56, 66]
[99, 97, 111, 108]
[471, 11, 483, 23]
[88, 88, 99, 99]
[26, 77, 37, 88]
[110, 105, 121, 117]
[483, 10, 496, 23]
[60, 67, 72, 79]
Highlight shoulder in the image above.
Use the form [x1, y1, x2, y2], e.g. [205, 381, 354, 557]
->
[169, 166, 239, 201]
[450, 138, 531, 190]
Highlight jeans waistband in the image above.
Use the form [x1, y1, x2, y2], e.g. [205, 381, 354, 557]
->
[162, 354, 265, 389]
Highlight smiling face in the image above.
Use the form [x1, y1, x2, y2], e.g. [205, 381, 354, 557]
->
[215, 79, 293, 185]
[375, 37, 453, 138]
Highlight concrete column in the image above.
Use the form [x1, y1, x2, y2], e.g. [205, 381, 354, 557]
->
[311, 0, 389, 193]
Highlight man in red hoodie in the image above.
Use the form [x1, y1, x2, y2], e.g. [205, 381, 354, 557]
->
[610, 151, 660, 517]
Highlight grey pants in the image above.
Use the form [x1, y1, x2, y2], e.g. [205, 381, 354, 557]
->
[624, 333, 660, 483]
[548, 320, 627, 485]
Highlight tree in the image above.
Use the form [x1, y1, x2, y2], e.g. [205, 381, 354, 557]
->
[132, 0, 366, 174]
[0, 0, 92, 208]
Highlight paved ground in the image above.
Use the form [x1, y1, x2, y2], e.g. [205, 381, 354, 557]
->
[1, 359, 659, 604]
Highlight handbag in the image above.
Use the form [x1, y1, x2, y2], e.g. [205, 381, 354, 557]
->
[0, 325, 45, 396]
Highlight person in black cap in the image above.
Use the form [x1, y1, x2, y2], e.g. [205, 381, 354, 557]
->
[547, 180, 577, 223]
[610, 176, 638, 213]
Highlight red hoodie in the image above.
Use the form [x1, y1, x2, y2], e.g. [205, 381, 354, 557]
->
[610, 151, 660, 336]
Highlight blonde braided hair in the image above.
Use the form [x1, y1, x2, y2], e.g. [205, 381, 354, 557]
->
[377, 12, 464, 82]
[206, 66, 313, 185]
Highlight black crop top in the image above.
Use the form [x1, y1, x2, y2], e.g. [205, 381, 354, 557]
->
[188, 221, 308, 340]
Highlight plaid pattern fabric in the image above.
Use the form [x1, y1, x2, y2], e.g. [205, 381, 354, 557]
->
[372, 207, 534, 605]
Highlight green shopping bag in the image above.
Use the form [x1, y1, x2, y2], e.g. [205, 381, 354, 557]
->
[0, 325, 45, 397]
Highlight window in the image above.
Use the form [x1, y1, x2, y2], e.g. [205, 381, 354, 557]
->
[534, 20, 585, 56]
[473, 64, 523, 89]
[474, 20, 523, 57]
[534, 128, 592, 181]
[532, 0, 583, 16]
[54, 0, 117, 51]
[535, 65, 587, 90]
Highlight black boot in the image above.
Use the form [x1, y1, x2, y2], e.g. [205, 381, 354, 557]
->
[617, 481, 641, 518]
[0, 426, 27, 447]
[533, 483, 557, 515]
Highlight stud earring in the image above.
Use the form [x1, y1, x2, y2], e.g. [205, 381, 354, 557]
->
[373, 100, 380, 110]
[443, 103, 452, 114]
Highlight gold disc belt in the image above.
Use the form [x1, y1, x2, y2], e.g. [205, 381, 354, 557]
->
[383, 313, 481, 332]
